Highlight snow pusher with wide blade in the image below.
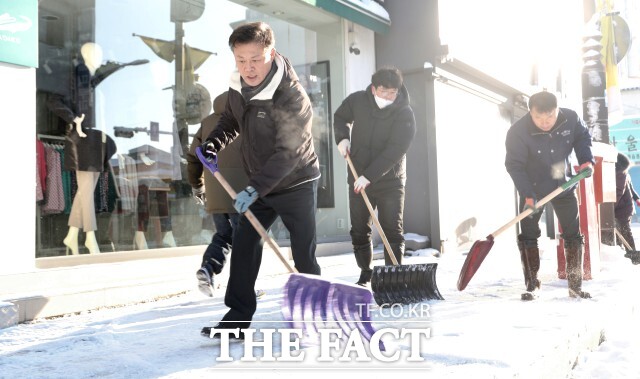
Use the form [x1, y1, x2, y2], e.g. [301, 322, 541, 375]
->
[457, 166, 594, 291]
[196, 147, 380, 346]
[345, 155, 444, 305]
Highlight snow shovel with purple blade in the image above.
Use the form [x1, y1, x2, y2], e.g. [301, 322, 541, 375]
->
[196, 147, 380, 345]
[282, 275, 385, 350]
[281, 273, 331, 340]
[345, 155, 444, 305]
[457, 166, 594, 291]
[329, 281, 386, 351]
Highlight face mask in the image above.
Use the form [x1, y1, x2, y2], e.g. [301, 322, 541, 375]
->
[374, 95, 394, 109]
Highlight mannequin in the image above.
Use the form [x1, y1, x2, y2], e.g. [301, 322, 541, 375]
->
[134, 155, 177, 250]
[63, 123, 117, 255]
[71, 42, 102, 138]
[60, 42, 117, 255]
[81, 42, 102, 76]
[46, 42, 148, 255]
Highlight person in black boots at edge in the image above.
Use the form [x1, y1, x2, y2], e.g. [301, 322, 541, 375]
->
[505, 91, 594, 301]
[199, 22, 321, 340]
[333, 67, 416, 287]
[614, 152, 640, 264]
[186, 91, 265, 299]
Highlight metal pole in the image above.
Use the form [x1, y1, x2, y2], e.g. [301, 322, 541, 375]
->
[174, 21, 189, 158]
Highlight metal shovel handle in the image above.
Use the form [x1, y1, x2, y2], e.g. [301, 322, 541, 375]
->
[345, 154, 399, 266]
[196, 147, 297, 273]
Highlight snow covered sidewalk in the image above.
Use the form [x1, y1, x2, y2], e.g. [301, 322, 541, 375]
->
[1, 235, 639, 378]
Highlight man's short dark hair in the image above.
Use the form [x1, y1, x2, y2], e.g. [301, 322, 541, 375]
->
[371, 67, 403, 89]
[228, 22, 275, 50]
[528, 91, 557, 113]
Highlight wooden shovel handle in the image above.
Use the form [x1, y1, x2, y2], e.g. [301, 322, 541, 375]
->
[345, 155, 399, 266]
[614, 227, 633, 251]
[212, 171, 298, 274]
[490, 167, 594, 238]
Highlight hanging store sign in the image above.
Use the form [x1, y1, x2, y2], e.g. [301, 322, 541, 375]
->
[0, 0, 37, 68]
[610, 116, 640, 163]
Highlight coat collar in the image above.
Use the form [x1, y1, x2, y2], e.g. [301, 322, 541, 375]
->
[229, 53, 286, 101]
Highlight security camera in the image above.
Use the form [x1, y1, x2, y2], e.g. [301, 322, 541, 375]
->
[348, 26, 360, 55]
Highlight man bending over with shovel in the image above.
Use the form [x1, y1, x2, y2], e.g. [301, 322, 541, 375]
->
[200, 22, 321, 339]
[505, 91, 594, 301]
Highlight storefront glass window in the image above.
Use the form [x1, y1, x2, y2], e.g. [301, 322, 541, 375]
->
[35, 0, 337, 257]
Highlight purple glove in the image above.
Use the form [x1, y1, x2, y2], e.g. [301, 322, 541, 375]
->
[195, 146, 218, 174]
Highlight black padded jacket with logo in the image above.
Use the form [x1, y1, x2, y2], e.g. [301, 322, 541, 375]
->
[204, 53, 320, 197]
[333, 84, 416, 189]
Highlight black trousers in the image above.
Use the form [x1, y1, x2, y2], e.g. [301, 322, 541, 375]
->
[221, 180, 320, 327]
[349, 183, 405, 246]
[519, 190, 581, 243]
[201, 213, 240, 275]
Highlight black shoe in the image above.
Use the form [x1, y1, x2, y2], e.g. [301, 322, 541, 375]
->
[201, 323, 245, 340]
[196, 267, 214, 297]
[521, 292, 537, 301]
[569, 289, 592, 299]
[355, 280, 371, 288]
[355, 270, 372, 287]
[626, 251, 640, 265]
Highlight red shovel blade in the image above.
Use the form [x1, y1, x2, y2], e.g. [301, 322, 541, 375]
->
[457, 236, 495, 291]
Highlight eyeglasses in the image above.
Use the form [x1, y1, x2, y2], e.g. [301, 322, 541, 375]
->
[375, 87, 399, 98]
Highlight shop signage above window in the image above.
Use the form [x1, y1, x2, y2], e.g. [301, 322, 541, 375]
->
[611, 117, 640, 163]
[310, 0, 390, 34]
[228, 0, 390, 34]
[0, 0, 38, 68]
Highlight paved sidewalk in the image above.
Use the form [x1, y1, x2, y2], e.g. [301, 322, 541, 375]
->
[212, 235, 640, 377]
[1, 236, 639, 378]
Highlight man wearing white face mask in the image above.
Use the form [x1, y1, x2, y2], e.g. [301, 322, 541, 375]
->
[334, 67, 416, 286]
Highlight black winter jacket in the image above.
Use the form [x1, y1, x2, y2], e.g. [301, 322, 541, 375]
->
[505, 108, 594, 199]
[333, 84, 416, 188]
[204, 53, 320, 197]
[615, 153, 639, 220]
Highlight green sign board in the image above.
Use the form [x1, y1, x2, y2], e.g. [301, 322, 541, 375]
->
[610, 116, 640, 163]
[0, 0, 38, 68]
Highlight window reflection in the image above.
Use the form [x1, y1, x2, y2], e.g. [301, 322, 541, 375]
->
[35, 0, 336, 257]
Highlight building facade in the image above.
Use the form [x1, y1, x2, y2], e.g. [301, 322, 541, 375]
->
[1, 0, 603, 321]
[377, 0, 589, 255]
[0, 0, 388, 321]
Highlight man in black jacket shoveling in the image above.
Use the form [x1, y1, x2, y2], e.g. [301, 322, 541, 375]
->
[505, 91, 594, 301]
[200, 22, 321, 339]
[334, 67, 416, 287]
